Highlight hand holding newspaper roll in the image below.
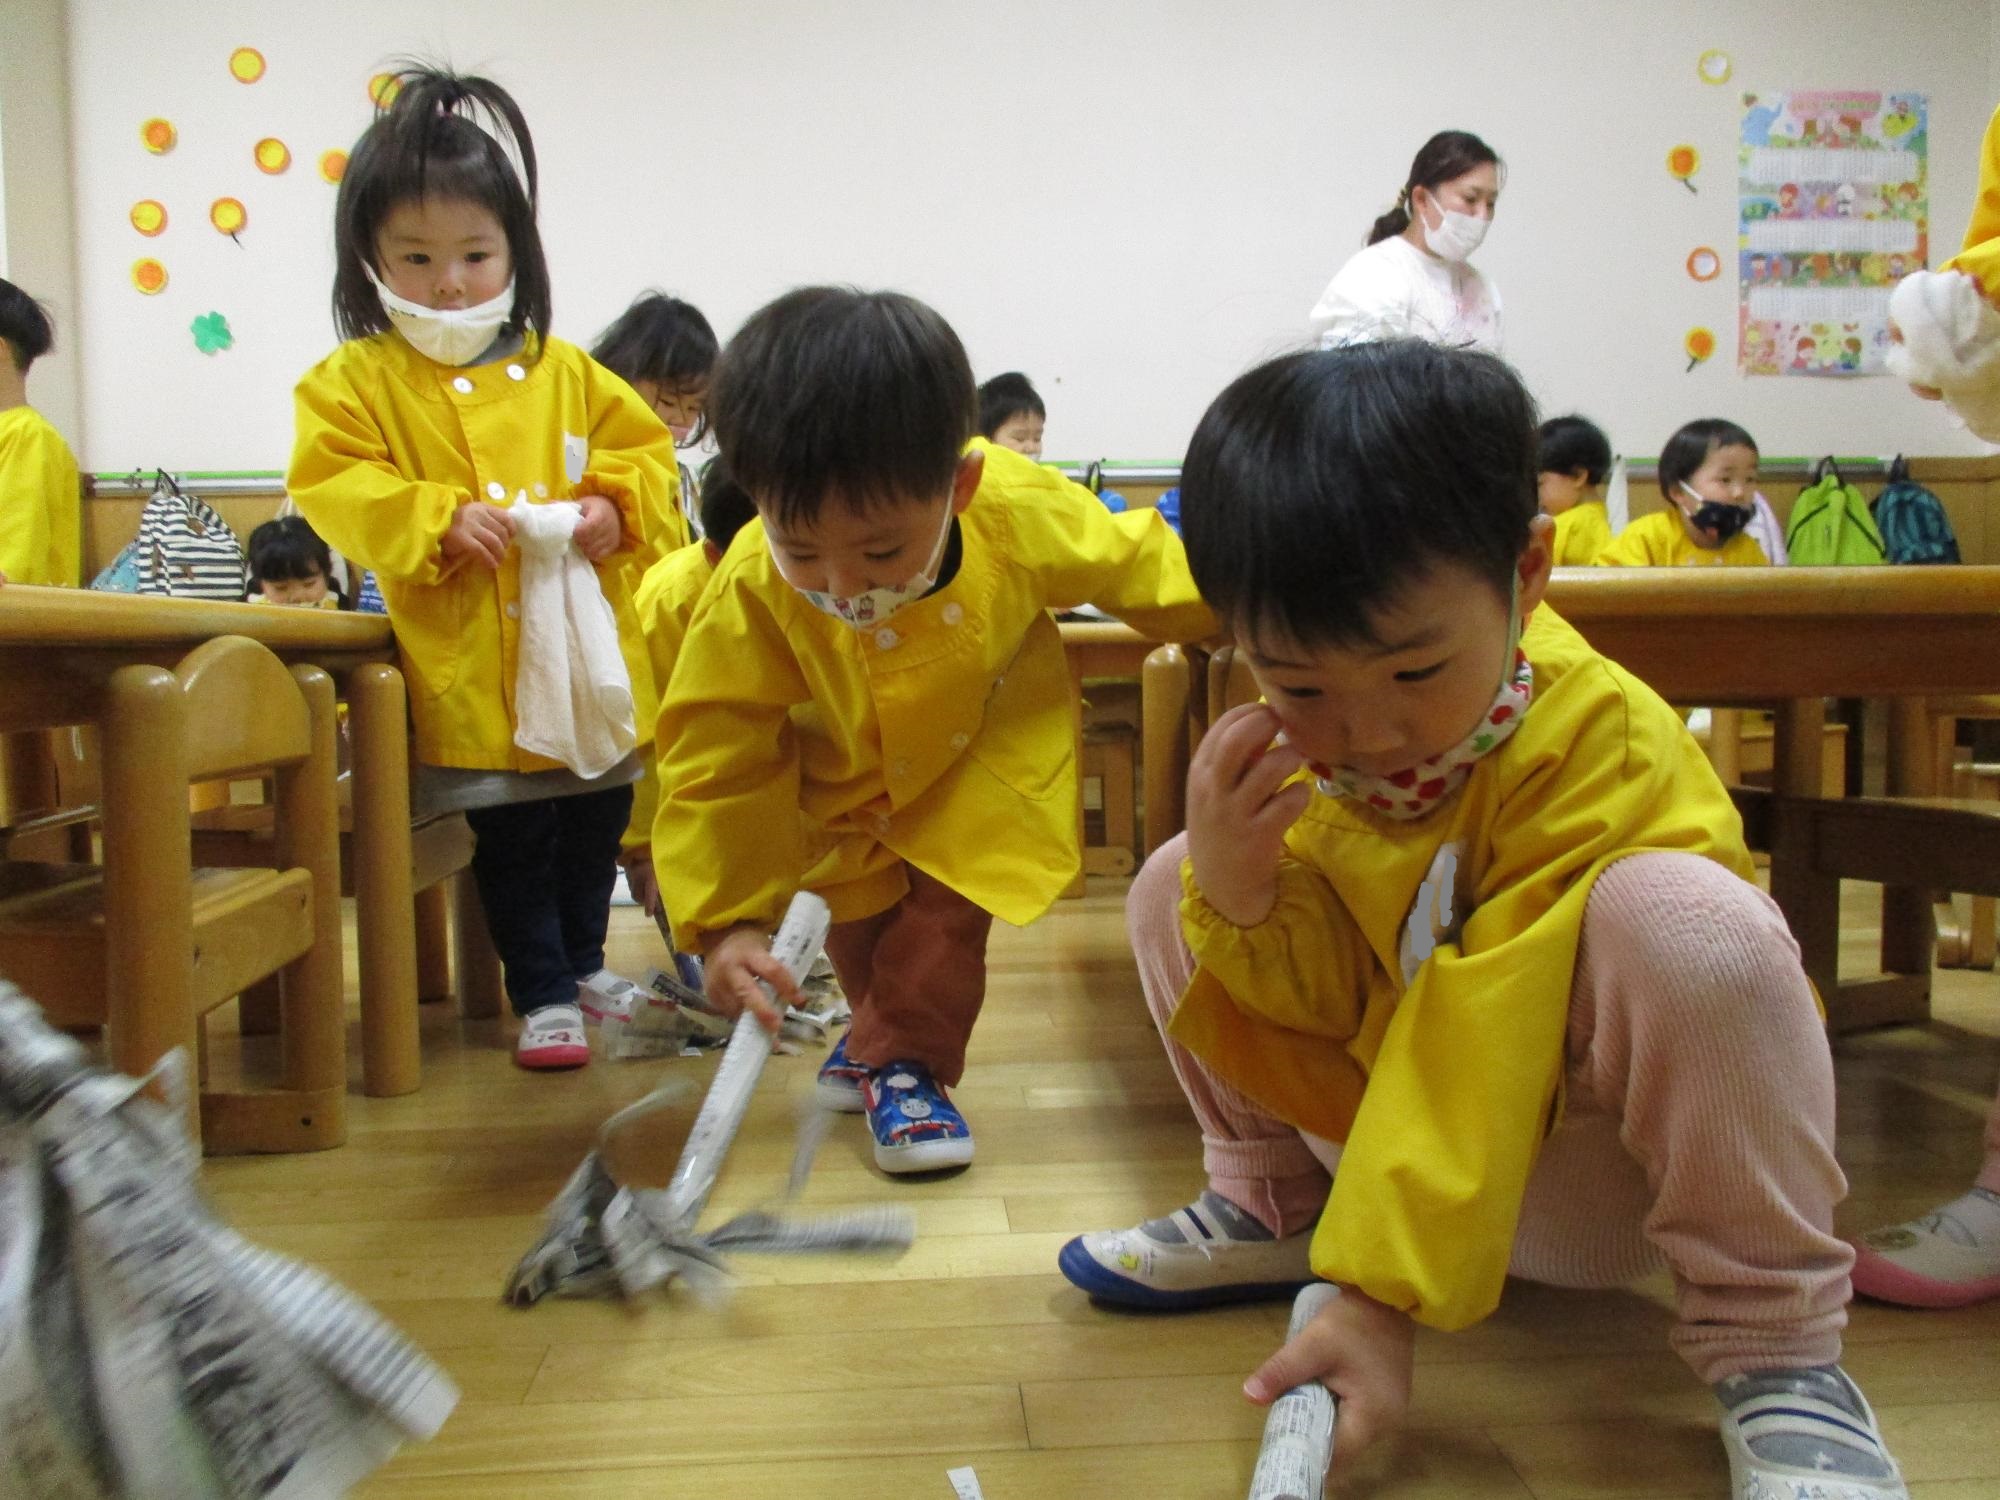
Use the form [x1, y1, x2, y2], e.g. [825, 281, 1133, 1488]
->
[1247, 1283, 1342, 1500]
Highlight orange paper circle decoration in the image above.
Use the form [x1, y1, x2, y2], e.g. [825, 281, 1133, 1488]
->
[132, 258, 169, 295]
[141, 117, 177, 154]
[1685, 327, 1717, 371]
[1686, 247, 1722, 282]
[129, 200, 168, 236]
[319, 150, 348, 184]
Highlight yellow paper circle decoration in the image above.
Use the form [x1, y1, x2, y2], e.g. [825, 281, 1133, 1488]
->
[141, 117, 177, 154]
[1685, 327, 1717, 371]
[132, 258, 169, 295]
[130, 200, 168, 236]
[1697, 50, 1733, 85]
[368, 73, 403, 109]
[210, 197, 248, 236]
[319, 150, 348, 184]
[229, 47, 266, 83]
[254, 138, 291, 174]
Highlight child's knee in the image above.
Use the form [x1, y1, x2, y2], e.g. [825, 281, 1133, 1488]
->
[1584, 852, 1809, 1021]
[1127, 834, 1189, 948]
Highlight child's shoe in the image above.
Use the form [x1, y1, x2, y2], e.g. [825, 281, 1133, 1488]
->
[576, 968, 643, 1025]
[815, 1032, 869, 1112]
[1716, 1365, 1909, 1499]
[1850, 1186, 2000, 1308]
[863, 1061, 973, 1174]
[1057, 1190, 1316, 1309]
[515, 1003, 590, 1070]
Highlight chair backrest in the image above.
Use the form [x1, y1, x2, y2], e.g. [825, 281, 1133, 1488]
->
[173, 635, 312, 780]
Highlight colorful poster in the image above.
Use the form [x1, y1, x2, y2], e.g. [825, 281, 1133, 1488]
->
[1737, 90, 1928, 377]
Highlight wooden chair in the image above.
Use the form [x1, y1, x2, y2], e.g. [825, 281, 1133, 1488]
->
[0, 635, 346, 1152]
[192, 662, 502, 1097]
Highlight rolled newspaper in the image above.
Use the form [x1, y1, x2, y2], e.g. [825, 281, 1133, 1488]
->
[1247, 1282, 1341, 1500]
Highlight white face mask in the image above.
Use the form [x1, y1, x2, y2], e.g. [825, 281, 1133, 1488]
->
[370, 270, 516, 366]
[1418, 194, 1490, 262]
[777, 497, 956, 629]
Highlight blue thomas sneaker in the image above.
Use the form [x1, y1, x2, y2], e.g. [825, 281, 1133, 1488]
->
[863, 1060, 974, 1174]
[815, 1032, 870, 1112]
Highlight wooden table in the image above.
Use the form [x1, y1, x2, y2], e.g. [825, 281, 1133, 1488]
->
[0, 587, 428, 1087]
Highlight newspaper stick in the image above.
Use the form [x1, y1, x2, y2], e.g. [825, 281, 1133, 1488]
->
[1246, 1282, 1341, 1500]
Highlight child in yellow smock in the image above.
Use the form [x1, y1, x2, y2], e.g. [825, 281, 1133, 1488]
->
[1062, 342, 1908, 1498]
[619, 465, 756, 918]
[0, 279, 81, 587]
[1596, 418, 1768, 567]
[288, 68, 678, 1071]
[1536, 414, 1613, 566]
[653, 287, 1214, 1174]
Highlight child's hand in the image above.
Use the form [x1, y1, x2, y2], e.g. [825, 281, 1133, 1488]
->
[1244, 1286, 1416, 1462]
[701, 925, 803, 1033]
[620, 851, 660, 918]
[1186, 702, 1311, 928]
[440, 501, 516, 571]
[572, 494, 623, 562]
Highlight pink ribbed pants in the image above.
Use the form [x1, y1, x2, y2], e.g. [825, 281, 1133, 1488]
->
[1129, 834, 1854, 1382]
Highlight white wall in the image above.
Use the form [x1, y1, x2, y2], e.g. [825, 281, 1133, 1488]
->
[60, 0, 2000, 471]
[1, 0, 84, 451]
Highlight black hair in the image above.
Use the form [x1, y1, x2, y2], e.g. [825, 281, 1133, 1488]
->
[709, 286, 975, 527]
[977, 371, 1045, 438]
[1180, 340, 1537, 650]
[330, 65, 551, 351]
[592, 292, 719, 441]
[1368, 130, 1502, 246]
[1658, 418, 1759, 501]
[1537, 415, 1612, 486]
[248, 515, 334, 584]
[0, 278, 55, 374]
[696, 459, 757, 553]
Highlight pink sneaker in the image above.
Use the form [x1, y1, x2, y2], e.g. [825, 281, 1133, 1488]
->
[1850, 1187, 2000, 1309]
[515, 1003, 590, 1070]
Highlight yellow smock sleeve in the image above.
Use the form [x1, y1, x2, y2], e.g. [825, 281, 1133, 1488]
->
[579, 356, 681, 570]
[1310, 680, 1685, 1330]
[1001, 463, 1216, 641]
[651, 572, 813, 950]
[1948, 104, 2000, 293]
[623, 549, 704, 850]
[1593, 522, 1652, 567]
[288, 367, 466, 585]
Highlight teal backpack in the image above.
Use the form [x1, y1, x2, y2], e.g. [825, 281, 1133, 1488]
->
[1872, 456, 1960, 564]
[1785, 461, 1886, 566]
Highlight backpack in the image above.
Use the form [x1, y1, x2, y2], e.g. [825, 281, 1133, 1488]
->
[1872, 456, 1960, 564]
[88, 538, 144, 592]
[133, 471, 249, 599]
[1784, 462, 1886, 566]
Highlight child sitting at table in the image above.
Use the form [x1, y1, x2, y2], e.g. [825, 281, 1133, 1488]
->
[652, 286, 1214, 1173]
[0, 278, 81, 588]
[977, 371, 1045, 461]
[1536, 415, 1614, 566]
[1061, 340, 1908, 1498]
[1596, 419, 1769, 567]
[247, 515, 340, 608]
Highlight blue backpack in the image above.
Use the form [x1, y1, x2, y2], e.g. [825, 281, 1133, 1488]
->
[1872, 457, 1960, 564]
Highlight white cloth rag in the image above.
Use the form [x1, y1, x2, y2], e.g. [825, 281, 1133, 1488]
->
[1885, 269, 2000, 442]
[509, 499, 636, 778]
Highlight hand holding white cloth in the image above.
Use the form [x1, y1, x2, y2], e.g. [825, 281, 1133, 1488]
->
[510, 499, 637, 778]
[1886, 270, 2000, 441]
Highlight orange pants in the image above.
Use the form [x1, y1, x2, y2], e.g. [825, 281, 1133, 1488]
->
[824, 864, 992, 1086]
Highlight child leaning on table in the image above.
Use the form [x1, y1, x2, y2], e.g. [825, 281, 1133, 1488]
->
[1060, 339, 1908, 1499]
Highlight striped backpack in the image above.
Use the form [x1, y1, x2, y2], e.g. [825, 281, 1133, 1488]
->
[135, 471, 248, 599]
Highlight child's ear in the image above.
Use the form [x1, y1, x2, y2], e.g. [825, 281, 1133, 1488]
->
[1519, 514, 1557, 615]
[950, 448, 984, 514]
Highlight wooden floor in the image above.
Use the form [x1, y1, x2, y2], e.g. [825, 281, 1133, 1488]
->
[194, 879, 2000, 1499]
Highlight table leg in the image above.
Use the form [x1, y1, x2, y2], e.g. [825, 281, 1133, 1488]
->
[1879, 698, 1938, 1012]
[1768, 698, 1841, 1008]
[350, 663, 421, 1097]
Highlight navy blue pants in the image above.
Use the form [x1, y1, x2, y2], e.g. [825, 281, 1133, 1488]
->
[465, 785, 633, 1017]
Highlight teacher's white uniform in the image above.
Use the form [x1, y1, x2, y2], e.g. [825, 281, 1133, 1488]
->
[1307, 235, 1503, 353]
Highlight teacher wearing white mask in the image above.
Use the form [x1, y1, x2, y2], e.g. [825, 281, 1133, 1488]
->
[1308, 130, 1504, 352]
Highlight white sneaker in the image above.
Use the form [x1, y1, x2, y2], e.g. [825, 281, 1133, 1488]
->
[1057, 1195, 1316, 1309]
[576, 968, 642, 1025]
[515, 1003, 590, 1070]
[1717, 1367, 1910, 1500]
